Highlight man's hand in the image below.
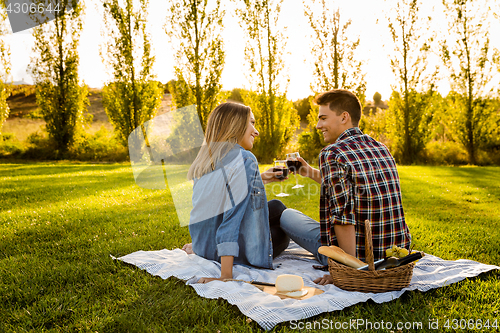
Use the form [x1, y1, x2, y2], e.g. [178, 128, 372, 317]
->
[261, 167, 288, 184]
[297, 157, 321, 183]
[313, 274, 333, 285]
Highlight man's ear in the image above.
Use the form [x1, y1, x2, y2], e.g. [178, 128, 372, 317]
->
[341, 111, 350, 124]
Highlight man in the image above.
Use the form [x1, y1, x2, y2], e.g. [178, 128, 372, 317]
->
[280, 89, 411, 285]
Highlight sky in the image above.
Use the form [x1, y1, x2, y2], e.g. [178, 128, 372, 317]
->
[3, 0, 500, 101]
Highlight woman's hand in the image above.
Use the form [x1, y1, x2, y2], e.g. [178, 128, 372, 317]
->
[261, 167, 287, 184]
[182, 243, 195, 254]
[198, 256, 233, 283]
[197, 277, 227, 283]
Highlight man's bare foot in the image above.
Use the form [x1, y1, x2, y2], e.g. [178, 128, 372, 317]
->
[182, 243, 194, 254]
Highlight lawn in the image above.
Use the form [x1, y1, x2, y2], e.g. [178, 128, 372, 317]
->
[0, 162, 499, 332]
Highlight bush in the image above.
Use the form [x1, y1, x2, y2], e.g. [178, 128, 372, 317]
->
[476, 148, 500, 166]
[359, 107, 389, 145]
[0, 133, 24, 156]
[293, 96, 312, 122]
[1, 132, 14, 141]
[385, 90, 434, 165]
[241, 90, 299, 163]
[67, 126, 128, 162]
[26, 108, 43, 120]
[13, 127, 128, 162]
[421, 141, 468, 166]
[228, 88, 245, 103]
[9, 84, 36, 98]
[297, 131, 322, 164]
[297, 101, 326, 164]
[22, 131, 60, 160]
[102, 80, 163, 145]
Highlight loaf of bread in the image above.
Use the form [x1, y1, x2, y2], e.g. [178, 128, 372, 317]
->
[318, 245, 365, 269]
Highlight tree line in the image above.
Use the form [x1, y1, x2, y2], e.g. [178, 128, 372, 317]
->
[360, 0, 500, 165]
[0, 0, 499, 165]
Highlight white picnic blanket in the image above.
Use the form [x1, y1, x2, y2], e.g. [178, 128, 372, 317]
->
[113, 242, 499, 331]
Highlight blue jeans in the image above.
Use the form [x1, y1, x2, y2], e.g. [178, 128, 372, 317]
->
[279, 208, 329, 266]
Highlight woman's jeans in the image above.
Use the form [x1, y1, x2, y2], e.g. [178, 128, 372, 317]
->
[267, 199, 290, 258]
[279, 208, 329, 265]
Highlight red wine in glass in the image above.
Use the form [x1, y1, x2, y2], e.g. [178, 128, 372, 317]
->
[286, 152, 304, 189]
[286, 160, 302, 173]
[273, 166, 289, 180]
[273, 160, 290, 197]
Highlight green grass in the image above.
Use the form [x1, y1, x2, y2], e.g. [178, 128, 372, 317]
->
[1, 162, 499, 332]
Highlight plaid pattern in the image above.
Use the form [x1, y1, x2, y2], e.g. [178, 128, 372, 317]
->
[319, 127, 411, 261]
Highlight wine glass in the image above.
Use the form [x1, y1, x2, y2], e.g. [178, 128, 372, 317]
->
[286, 152, 304, 189]
[273, 160, 289, 197]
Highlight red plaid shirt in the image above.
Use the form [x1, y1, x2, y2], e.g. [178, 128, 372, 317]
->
[319, 127, 411, 261]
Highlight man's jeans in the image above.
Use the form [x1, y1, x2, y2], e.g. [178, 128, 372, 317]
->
[280, 208, 329, 266]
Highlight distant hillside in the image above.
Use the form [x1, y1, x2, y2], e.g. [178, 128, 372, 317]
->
[6, 85, 110, 121]
[87, 88, 109, 122]
[6, 85, 172, 122]
[7, 94, 38, 118]
[3, 85, 174, 142]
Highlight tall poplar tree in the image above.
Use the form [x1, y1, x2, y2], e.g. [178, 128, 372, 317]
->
[0, 5, 11, 139]
[304, 0, 365, 98]
[165, 0, 226, 130]
[299, 1, 365, 161]
[237, 0, 299, 162]
[30, 0, 88, 153]
[101, 0, 163, 146]
[386, 0, 436, 164]
[441, 0, 499, 164]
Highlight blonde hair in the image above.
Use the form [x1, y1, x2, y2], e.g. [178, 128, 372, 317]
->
[187, 102, 251, 180]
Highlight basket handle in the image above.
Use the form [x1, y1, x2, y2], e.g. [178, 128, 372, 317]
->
[364, 219, 375, 271]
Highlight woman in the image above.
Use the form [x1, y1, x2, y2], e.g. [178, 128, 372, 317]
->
[182, 102, 289, 283]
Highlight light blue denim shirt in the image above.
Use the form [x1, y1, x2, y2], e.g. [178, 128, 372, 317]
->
[189, 144, 273, 269]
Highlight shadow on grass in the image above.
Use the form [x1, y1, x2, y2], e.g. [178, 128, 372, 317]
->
[401, 167, 500, 213]
[398, 168, 500, 265]
[0, 163, 193, 215]
[400, 166, 500, 216]
[449, 167, 500, 194]
[402, 166, 500, 197]
[0, 170, 143, 213]
[0, 163, 130, 178]
[0, 193, 187, 258]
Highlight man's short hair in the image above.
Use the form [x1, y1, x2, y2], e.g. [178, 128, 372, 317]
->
[314, 89, 362, 126]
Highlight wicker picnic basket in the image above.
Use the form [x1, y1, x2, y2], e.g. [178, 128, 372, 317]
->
[328, 220, 414, 293]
